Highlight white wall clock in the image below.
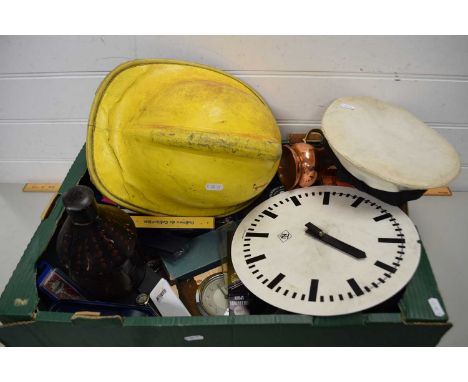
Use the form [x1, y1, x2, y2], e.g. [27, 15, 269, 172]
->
[231, 186, 421, 316]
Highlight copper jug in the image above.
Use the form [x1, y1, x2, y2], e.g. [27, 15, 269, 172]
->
[278, 142, 317, 190]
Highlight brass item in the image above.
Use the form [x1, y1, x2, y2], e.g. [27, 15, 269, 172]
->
[424, 187, 452, 196]
[319, 165, 353, 188]
[23, 183, 61, 192]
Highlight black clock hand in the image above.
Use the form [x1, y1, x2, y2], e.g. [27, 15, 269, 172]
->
[305, 222, 366, 259]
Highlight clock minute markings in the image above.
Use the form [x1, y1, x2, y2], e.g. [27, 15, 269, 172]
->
[267, 273, 285, 290]
[308, 279, 319, 302]
[323, 192, 330, 205]
[378, 237, 406, 244]
[347, 278, 364, 297]
[374, 260, 397, 274]
[262, 210, 278, 219]
[373, 213, 392, 222]
[245, 254, 267, 265]
[351, 196, 364, 208]
[290, 196, 301, 206]
[245, 232, 269, 238]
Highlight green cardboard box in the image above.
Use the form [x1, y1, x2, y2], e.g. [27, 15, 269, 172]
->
[0, 145, 451, 346]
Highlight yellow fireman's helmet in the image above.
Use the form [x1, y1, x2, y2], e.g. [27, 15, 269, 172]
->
[86, 60, 282, 216]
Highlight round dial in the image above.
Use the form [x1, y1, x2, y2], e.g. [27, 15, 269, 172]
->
[231, 186, 421, 316]
[196, 273, 229, 316]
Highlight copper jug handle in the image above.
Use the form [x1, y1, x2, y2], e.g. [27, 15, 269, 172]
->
[303, 128, 325, 148]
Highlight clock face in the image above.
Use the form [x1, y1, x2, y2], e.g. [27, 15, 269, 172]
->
[196, 273, 229, 316]
[231, 186, 421, 316]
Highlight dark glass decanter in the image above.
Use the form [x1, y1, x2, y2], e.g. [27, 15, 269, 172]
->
[56, 185, 145, 301]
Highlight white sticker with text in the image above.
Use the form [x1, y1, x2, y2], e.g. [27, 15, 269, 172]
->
[150, 278, 191, 317]
[340, 103, 355, 110]
[205, 183, 224, 191]
[428, 297, 445, 317]
[184, 335, 204, 342]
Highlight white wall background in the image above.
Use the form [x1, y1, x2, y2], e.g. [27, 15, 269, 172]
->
[1, 36, 467, 189]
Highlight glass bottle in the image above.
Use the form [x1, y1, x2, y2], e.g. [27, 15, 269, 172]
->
[56, 185, 145, 301]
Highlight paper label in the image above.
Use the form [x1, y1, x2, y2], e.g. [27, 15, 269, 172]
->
[340, 103, 355, 110]
[428, 297, 445, 317]
[131, 216, 214, 229]
[150, 278, 191, 317]
[205, 183, 224, 191]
